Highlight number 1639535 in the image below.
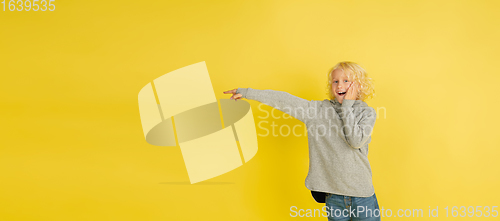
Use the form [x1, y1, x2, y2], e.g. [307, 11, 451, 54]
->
[2, 0, 55, 11]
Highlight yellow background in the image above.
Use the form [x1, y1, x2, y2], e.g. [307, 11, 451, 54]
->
[1, 0, 499, 220]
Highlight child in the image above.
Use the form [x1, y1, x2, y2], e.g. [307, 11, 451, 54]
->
[223, 61, 380, 221]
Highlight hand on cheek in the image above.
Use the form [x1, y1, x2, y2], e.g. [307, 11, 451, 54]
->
[344, 82, 359, 100]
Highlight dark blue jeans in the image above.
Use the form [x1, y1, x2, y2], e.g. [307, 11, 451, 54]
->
[325, 193, 381, 221]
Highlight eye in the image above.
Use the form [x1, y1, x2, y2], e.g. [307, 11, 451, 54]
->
[333, 80, 338, 83]
[344, 80, 348, 83]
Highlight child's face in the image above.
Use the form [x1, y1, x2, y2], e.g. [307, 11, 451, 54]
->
[331, 68, 353, 104]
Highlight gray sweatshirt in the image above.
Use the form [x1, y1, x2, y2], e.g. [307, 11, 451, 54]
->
[236, 87, 377, 197]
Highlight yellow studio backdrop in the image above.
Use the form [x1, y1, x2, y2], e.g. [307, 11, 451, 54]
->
[1, 0, 499, 220]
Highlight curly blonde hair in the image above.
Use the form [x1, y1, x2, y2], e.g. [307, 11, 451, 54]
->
[325, 61, 375, 101]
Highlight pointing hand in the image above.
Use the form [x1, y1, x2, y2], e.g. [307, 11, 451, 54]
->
[223, 89, 243, 101]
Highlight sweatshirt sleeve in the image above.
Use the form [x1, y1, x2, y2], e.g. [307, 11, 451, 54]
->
[337, 99, 377, 149]
[236, 87, 319, 123]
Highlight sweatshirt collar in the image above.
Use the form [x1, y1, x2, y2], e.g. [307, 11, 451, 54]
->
[329, 98, 367, 107]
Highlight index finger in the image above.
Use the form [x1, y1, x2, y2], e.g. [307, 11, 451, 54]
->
[223, 89, 237, 94]
[347, 82, 354, 91]
[349, 81, 358, 90]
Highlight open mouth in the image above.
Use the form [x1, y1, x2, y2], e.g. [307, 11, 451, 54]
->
[337, 91, 346, 96]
